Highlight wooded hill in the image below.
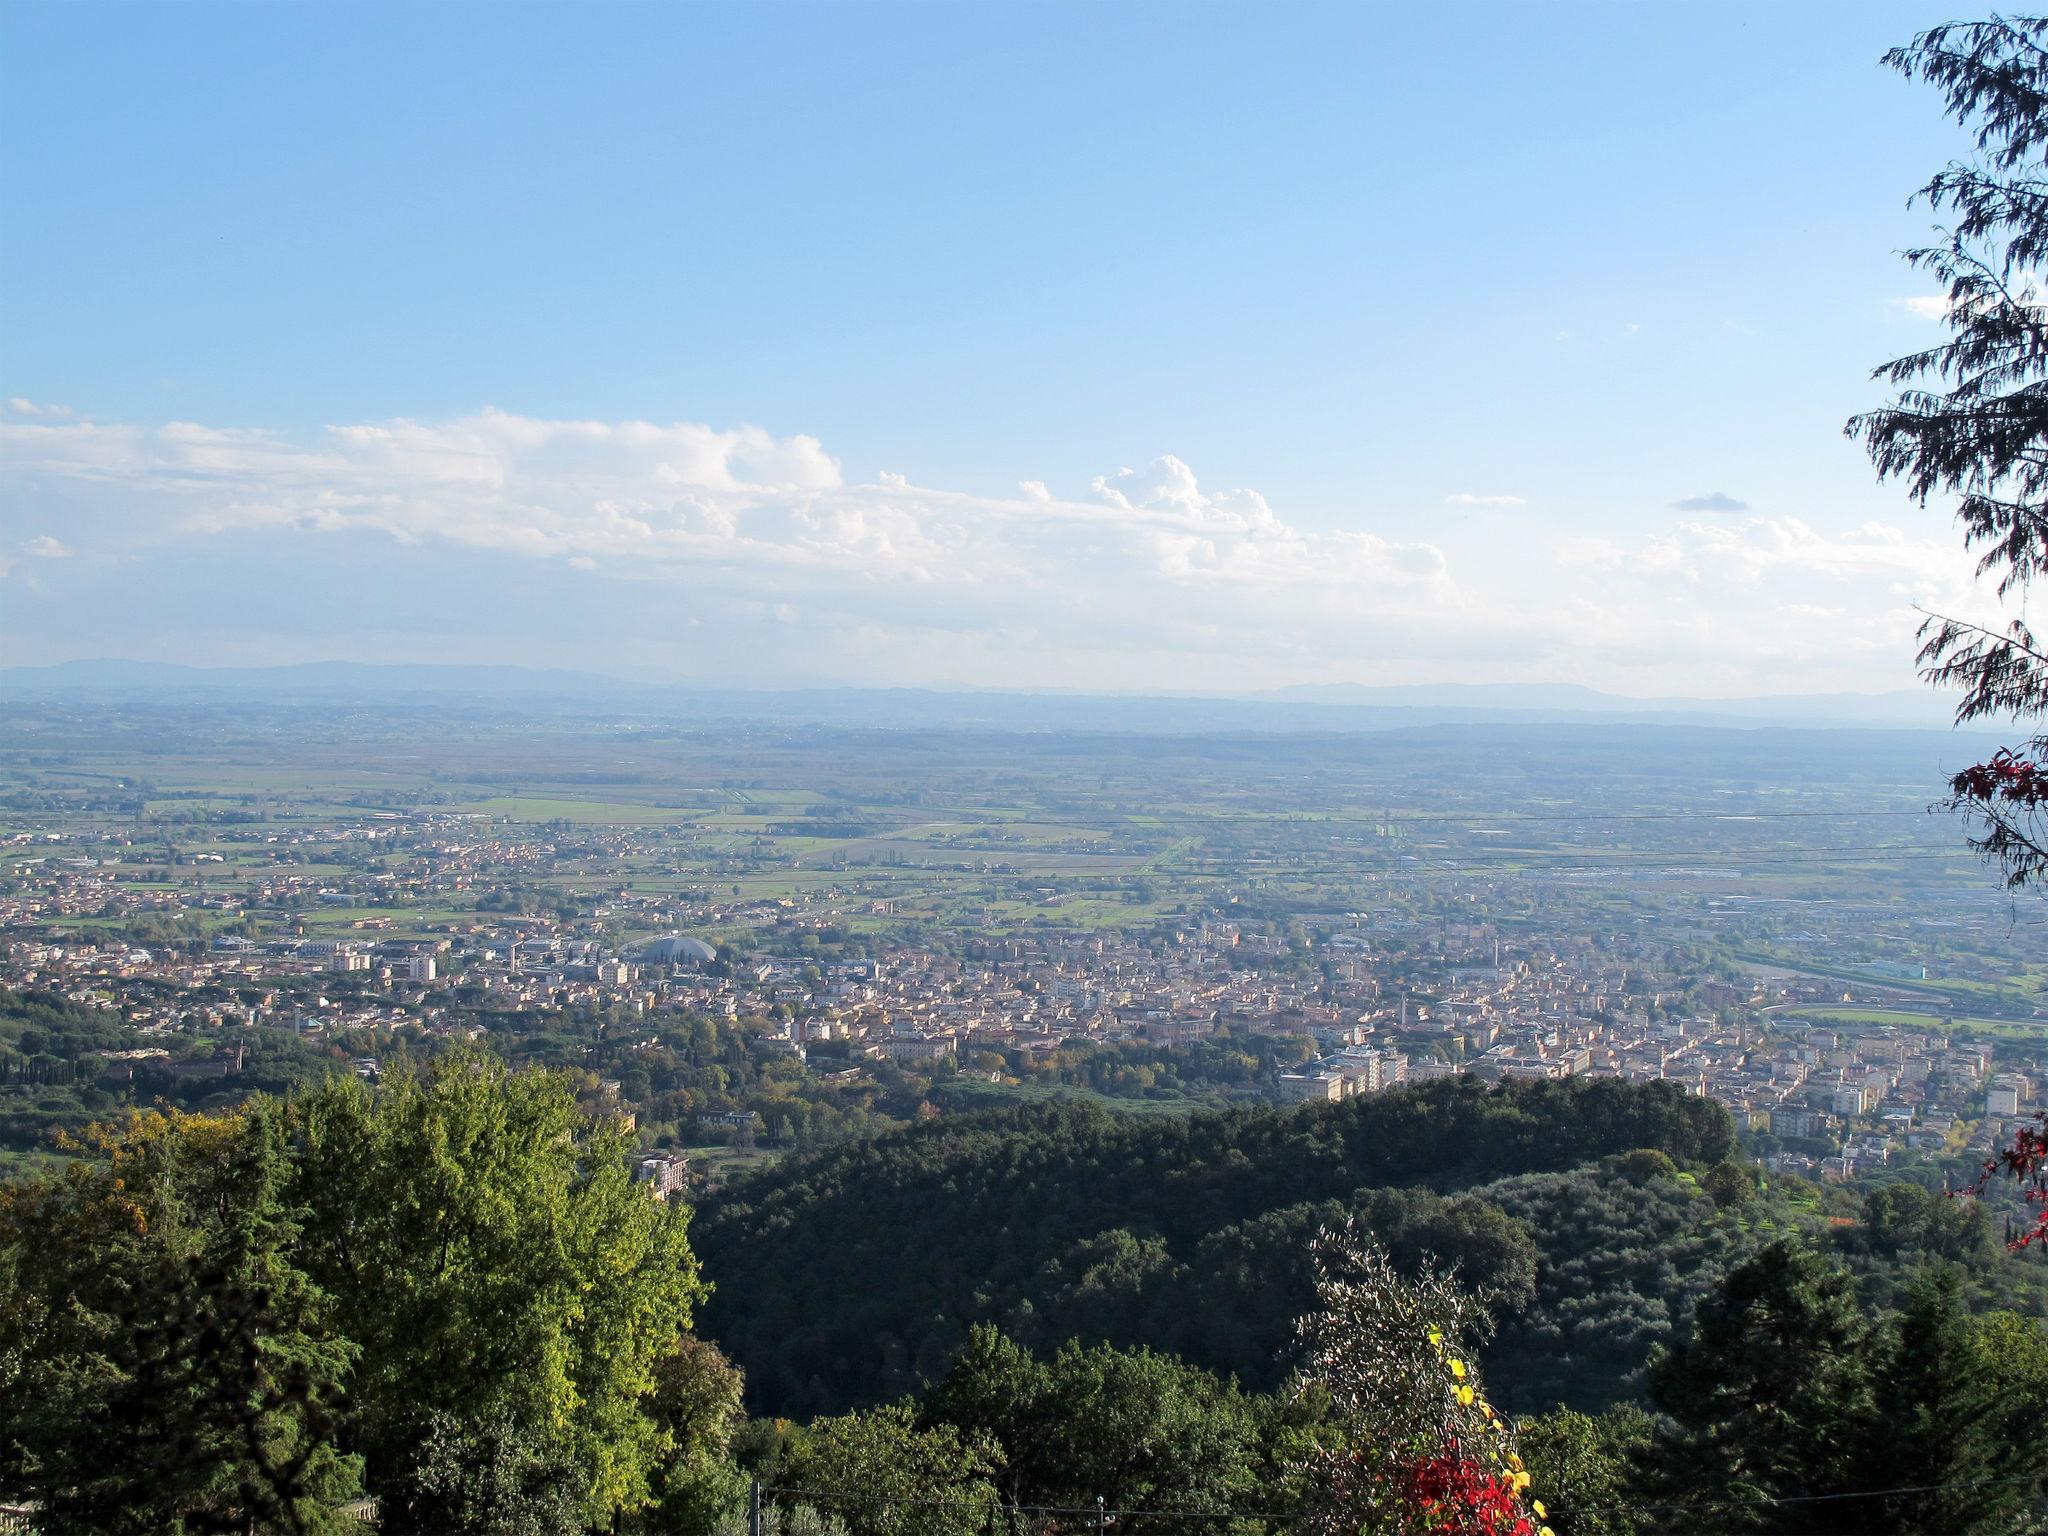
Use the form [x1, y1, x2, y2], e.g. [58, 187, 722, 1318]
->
[694, 1077, 1747, 1417]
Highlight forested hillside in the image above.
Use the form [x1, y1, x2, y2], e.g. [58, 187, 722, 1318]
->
[693, 1077, 1740, 1416]
[7, 1055, 2048, 1534]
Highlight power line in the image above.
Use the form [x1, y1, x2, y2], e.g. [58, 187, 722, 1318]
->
[753, 1467, 2048, 1525]
[1605, 1468, 2048, 1516]
[1200, 809, 1948, 824]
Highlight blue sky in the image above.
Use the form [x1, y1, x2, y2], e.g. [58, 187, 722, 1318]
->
[0, 0, 1999, 695]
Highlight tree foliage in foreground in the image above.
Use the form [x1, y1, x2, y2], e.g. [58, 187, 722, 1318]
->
[1854, 16, 2048, 889]
[1, 1054, 2046, 1533]
[774, 1402, 1003, 1536]
[288, 1053, 707, 1521]
[919, 1326, 1271, 1530]
[1292, 1226, 1546, 1536]
[0, 1052, 714, 1533]
[1850, 0, 2048, 1277]
[1646, 1244, 2048, 1534]
[0, 1105, 362, 1534]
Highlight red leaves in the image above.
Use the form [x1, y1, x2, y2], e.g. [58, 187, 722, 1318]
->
[1962, 1112, 2048, 1248]
[1951, 750, 2048, 807]
[1394, 1455, 1537, 1536]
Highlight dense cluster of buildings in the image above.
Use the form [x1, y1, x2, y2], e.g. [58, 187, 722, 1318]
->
[3, 900, 2029, 1181]
[3, 813, 2038, 1179]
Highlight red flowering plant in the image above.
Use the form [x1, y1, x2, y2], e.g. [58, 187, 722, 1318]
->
[1393, 1456, 1537, 1536]
[1293, 1224, 1550, 1536]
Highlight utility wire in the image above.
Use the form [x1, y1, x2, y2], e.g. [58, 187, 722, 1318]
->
[756, 1466, 2048, 1523]
[1185, 809, 1948, 824]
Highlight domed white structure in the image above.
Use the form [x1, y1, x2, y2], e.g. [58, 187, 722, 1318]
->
[633, 934, 717, 968]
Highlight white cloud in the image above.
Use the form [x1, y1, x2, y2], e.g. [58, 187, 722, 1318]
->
[7, 398, 75, 419]
[22, 535, 71, 558]
[1526, 515, 1979, 690]
[1653, 516, 1957, 591]
[1445, 493, 1526, 508]
[0, 406, 1982, 693]
[1889, 274, 2048, 323]
[1671, 491, 1748, 513]
[1557, 536, 1626, 571]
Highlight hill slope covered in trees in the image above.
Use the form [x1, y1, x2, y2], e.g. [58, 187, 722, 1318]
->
[693, 1076, 1741, 1416]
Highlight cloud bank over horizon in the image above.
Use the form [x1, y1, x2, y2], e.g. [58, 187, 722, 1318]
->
[0, 403, 1981, 698]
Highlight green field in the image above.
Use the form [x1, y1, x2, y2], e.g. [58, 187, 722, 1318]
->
[1784, 1006, 2048, 1041]
[1739, 951, 2039, 1013]
[451, 796, 690, 824]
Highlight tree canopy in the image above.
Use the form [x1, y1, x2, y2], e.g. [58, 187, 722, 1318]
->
[1854, 17, 2048, 887]
[693, 1077, 1735, 1417]
[0, 1053, 714, 1534]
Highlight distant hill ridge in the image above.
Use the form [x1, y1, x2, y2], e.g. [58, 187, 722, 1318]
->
[0, 658, 1969, 731]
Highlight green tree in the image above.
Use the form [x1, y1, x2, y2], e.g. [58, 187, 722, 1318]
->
[1648, 1241, 1875, 1533]
[1610, 1149, 1677, 1186]
[640, 1338, 750, 1535]
[1848, 1180, 1995, 1265]
[0, 1106, 361, 1534]
[1860, 1265, 2048, 1534]
[778, 1402, 1001, 1536]
[377, 1403, 584, 1536]
[921, 1326, 1264, 1529]
[1515, 1406, 1648, 1536]
[694, 1080, 1730, 1417]
[710, 1505, 847, 1536]
[287, 1050, 707, 1526]
[1699, 1160, 1757, 1209]
[1852, 16, 2048, 887]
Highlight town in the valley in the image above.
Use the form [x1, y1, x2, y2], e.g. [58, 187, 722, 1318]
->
[3, 700, 2037, 1193]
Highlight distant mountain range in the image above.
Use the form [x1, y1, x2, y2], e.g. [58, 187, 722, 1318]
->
[0, 659, 626, 698]
[0, 658, 1975, 733]
[1248, 680, 1960, 727]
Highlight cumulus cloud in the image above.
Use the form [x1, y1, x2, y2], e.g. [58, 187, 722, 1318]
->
[1651, 515, 1955, 591]
[0, 406, 1979, 693]
[1535, 514, 1977, 689]
[1445, 493, 1526, 508]
[0, 410, 1461, 657]
[1889, 274, 2048, 323]
[0, 531, 71, 584]
[6, 398, 75, 419]
[1671, 491, 1749, 512]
